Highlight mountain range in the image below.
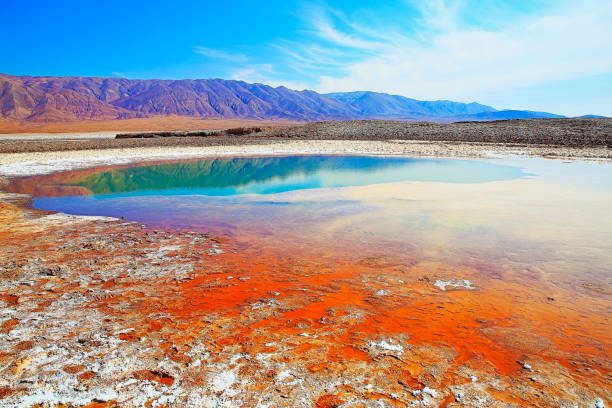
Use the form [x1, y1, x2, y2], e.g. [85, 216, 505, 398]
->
[0, 73, 566, 123]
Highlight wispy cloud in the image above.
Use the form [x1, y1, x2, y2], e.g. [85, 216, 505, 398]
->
[413, 0, 464, 32]
[275, 41, 358, 73]
[308, 13, 387, 51]
[194, 46, 248, 62]
[278, 0, 612, 113]
[230, 63, 310, 90]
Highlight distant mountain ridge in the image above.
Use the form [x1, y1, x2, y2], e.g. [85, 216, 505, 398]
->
[451, 110, 565, 121]
[324, 91, 497, 119]
[0, 74, 564, 123]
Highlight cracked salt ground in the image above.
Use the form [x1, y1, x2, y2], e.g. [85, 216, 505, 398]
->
[366, 339, 405, 356]
[433, 279, 476, 291]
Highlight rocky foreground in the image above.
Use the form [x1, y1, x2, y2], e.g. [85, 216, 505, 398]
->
[0, 190, 610, 408]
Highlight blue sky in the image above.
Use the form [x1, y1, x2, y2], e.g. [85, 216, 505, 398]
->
[2, 0, 611, 116]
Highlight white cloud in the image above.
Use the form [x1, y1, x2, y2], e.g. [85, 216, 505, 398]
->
[194, 46, 248, 63]
[413, 0, 464, 32]
[310, 16, 387, 51]
[281, 0, 612, 113]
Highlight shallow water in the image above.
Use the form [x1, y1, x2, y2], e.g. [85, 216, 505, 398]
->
[7, 155, 612, 388]
[35, 155, 529, 197]
[12, 155, 612, 281]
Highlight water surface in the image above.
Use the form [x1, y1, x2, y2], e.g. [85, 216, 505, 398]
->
[44, 155, 529, 198]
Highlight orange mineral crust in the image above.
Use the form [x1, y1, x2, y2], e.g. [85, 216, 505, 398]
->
[1, 165, 611, 407]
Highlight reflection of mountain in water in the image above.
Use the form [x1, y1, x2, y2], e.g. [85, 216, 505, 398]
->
[69, 155, 528, 196]
[70, 156, 411, 194]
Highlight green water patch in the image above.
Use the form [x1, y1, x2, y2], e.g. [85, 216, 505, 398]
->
[66, 155, 530, 197]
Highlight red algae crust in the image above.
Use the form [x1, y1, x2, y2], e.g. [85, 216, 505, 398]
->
[0, 182, 610, 407]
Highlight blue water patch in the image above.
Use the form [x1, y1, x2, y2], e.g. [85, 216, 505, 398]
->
[49, 156, 530, 197]
[31, 155, 530, 221]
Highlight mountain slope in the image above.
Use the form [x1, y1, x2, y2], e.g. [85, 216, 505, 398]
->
[452, 110, 565, 121]
[324, 91, 496, 119]
[0, 74, 355, 122]
[0, 75, 142, 121]
[0, 74, 564, 123]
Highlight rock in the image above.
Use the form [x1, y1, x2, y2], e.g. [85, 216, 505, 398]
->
[40, 265, 63, 276]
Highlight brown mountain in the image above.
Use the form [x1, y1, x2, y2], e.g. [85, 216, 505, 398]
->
[0, 75, 140, 121]
[0, 74, 354, 122]
[0, 73, 563, 123]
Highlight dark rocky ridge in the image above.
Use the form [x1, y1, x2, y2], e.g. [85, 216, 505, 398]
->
[262, 118, 612, 147]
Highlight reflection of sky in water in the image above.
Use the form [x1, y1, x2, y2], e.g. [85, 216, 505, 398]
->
[489, 157, 612, 189]
[29, 156, 612, 285]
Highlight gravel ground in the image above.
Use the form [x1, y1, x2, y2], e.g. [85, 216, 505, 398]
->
[0, 134, 259, 153]
[0, 131, 119, 140]
[0, 118, 610, 155]
[262, 118, 612, 147]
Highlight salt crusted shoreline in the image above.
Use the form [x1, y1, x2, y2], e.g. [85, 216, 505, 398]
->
[0, 139, 610, 178]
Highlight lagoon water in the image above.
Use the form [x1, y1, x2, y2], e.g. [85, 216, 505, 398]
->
[18, 154, 611, 298]
[33, 155, 529, 198]
[21, 155, 612, 271]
